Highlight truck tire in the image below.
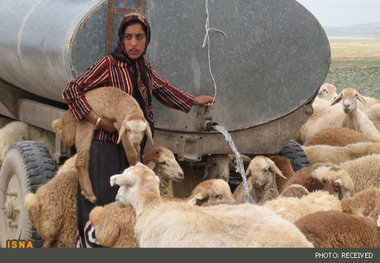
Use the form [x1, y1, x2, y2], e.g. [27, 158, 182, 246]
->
[279, 140, 309, 172]
[0, 141, 55, 248]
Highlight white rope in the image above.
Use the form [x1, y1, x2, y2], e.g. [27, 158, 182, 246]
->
[202, 0, 227, 102]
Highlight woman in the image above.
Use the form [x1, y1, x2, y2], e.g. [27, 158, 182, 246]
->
[62, 13, 214, 247]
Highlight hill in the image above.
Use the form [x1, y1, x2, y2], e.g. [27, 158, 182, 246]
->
[324, 23, 380, 37]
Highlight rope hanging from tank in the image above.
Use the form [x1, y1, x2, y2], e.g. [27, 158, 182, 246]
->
[202, 0, 228, 102]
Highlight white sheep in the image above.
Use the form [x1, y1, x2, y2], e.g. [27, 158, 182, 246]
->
[233, 156, 287, 204]
[24, 155, 78, 248]
[338, 154, 380, 195]
[262, 190, 341, 223]
[302, 142, 380, 165]
[23, 146, 178, 248]
[330, 87, 380, 140]
[110, 163, 313, 247]
[366, 103, 380, 132]
[0, 121, 55, 166]
[295, 210, 380, 248]
[316, 83, 338, 101]
[282, 163, 354, 200]
[303, 127, 379, 147]
[89, 178, 236, 248]
[52, 86, 153, 203]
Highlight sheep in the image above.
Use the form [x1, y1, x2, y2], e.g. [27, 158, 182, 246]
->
[303, 127, 379, 147]
[262, 190, 341, 223]
[24, 155, 78, 248]
[89, 178, 237, 248]
[109, 163, 313, 247]
[233, 156, 287, 204]
[269, 155, 295, 192]
[0, 121, 55, 166]
[331, 87, 380, 140]
[295, 210, 380, 248]
[279, 184, 309, 198]
[338, 154, 380, 195]
[316, 83, 338, 101]
[341, 187, 380, 226]
[52, 86, 153, 204]
[302, 142, 380, 165]
[282, 163, 354, 200]
[23, 146, 178, 248]
[203, 154, 231, 182]
[367, 103, 380, 132]
[143, 146, 184, 197]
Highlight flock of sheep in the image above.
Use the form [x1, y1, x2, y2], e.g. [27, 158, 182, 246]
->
[0, 82, 379, 248]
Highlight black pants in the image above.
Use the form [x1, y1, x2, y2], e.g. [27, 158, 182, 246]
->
[77, 140, 128, 248]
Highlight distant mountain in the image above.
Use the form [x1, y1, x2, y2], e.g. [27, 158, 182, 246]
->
[324, 23, 380, 36]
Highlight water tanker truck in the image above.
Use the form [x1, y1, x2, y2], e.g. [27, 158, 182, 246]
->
[0, 0, 330, 247]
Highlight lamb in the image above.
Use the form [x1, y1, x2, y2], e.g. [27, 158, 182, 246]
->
[330, 87, 380, 140]
[109, 163, 313, 247]
[279, 184, 309, 198]
[233, 156, 287, 204]
[338, 154, 380, 195]
[89, 178, 236, 248]
[341, 187, 380, 226]
[24, 155, 78, 248]
[269, 155, 295, 192]
[0, 121, 55, 166]
[262, 190, 341, 223]
[303, 127, 379, 147]
[23, 146, 178, 248]
[295, 210, 380, 248]
[282, 163, 353, 200]
[52, 86, 153, 203]
[302, 142, 380, 165]
[367, 103, 380, 132]
[316, 83, 338, 101]
[143, 146, 184, 197]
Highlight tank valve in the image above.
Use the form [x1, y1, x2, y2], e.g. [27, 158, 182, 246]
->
[202, 119, 218, 131]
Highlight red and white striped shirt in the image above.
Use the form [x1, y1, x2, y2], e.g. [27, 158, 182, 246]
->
[62, 55, 196, 142]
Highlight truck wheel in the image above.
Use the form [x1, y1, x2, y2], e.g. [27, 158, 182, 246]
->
[279, 140, 309, 172]
[0, 141, 55, 248]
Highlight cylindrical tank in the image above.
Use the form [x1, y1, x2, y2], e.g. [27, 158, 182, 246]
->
[0, 0, 330, 153]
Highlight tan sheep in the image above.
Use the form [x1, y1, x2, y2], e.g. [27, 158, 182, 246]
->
[109, 163, 313, 247]
[303, 127, 379, 147]
[233, 156, 286, 204]
[279, 184, 309, 198]
[282, 163, 353, 200]
[262, 190, 341, 223]
[52, 87, 153, 203]
[90, 178, 236, 248]
[338, 154, 380, 195]
[23, 155, 78, 248]
[341, 187, 380, 226]
[302, 142, 380, 165]
[295, 210, 380, 248]
[316, 83, 338, 101]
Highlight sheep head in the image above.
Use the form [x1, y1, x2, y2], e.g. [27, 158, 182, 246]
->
[117, 115, 153, 146]
[110, 163, 160, 207]
[187, 179, 236, 206]
[318, 83, 338, 101]
[246, 156, 286, 190]
[331, 87, 368, 113]
[52, 111, 77, 146]
[143, 147, 184, 182]
[203, 154, 231, 182]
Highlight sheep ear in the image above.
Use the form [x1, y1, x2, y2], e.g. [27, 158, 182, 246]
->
[377, 214, 380, 227]
[331, 94, 342, 106]
[110, 172, 135, 187]
[269, 159, 287, 180]
[146, 160, 156, 170]
[187, 192, 205, 206]
[357, 95, 369, 108]
[117, 121, 128, 144]
[145, 121, 154, 145]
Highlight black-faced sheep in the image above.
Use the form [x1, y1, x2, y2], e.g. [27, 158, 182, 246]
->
[110, 163, 313, 247]
[52, 87, 153, 203]
[295, 210, 380, 248]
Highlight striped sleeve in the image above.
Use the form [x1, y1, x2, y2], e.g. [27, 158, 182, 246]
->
[62, 56, 110, 120]
[151, 68, 196, 113]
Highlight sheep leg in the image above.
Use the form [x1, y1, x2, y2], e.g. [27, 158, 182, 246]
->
[120, 137, 139, 165]
[75, 123, 96, 203]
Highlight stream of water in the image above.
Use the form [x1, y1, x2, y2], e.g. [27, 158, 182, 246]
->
[212, 124, 252, 203]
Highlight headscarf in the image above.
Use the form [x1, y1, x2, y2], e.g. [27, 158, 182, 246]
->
[111, 13, 154, 133]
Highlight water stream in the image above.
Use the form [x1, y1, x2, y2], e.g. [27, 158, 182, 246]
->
[212, 124, 253, 203]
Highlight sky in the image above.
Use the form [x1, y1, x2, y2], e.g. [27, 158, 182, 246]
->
[296, 0, 380, 27]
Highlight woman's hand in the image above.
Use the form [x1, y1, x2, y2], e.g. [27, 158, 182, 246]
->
[194, 95, 215, 106]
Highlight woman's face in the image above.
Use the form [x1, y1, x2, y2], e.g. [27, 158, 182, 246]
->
[123, 23, 147, 60]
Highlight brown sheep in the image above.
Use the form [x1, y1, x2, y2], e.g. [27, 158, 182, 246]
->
[295, 210, 380, 248]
